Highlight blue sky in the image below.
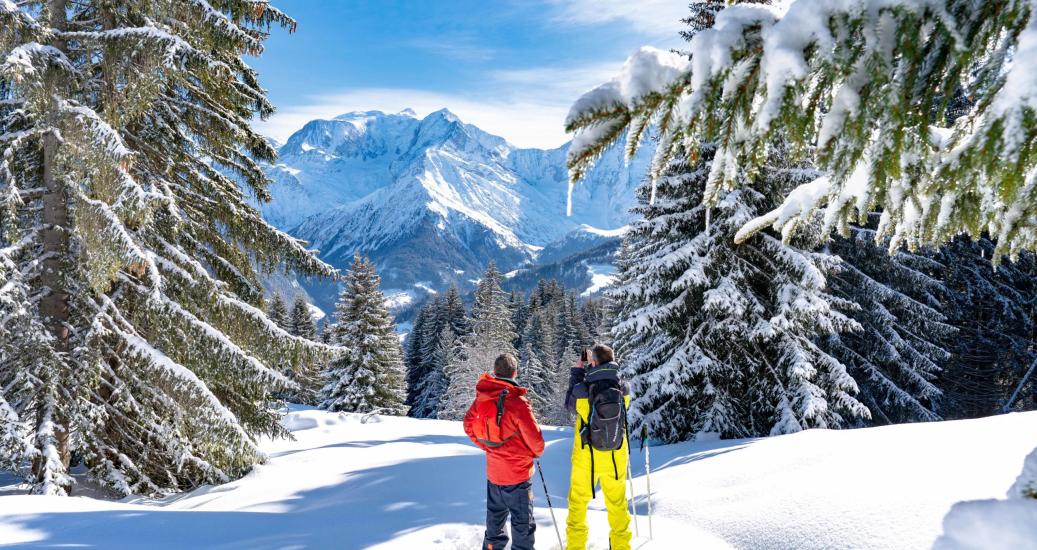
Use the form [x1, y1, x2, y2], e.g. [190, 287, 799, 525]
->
[251, 0, 687, 149]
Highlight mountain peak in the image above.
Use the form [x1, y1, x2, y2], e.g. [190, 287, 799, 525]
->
[398, 108, 417, 117]
[426, 108, 460, 123]
[333, 110, 388, 120]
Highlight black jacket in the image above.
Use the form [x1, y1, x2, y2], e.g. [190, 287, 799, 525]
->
[564, 361, 629, 414]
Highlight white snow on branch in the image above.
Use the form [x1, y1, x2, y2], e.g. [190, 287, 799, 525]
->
[565, 46, 689, 126]
[566, 47, 690, 174]
[59, 100, 132, 158]
[2, 43, 76, 81]
[188, 0, 262, 50]
[110, 320, 243, 430]
[735, 177, 830, 244]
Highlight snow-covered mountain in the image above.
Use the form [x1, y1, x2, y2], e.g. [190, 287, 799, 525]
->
[259, 109, 648, 310]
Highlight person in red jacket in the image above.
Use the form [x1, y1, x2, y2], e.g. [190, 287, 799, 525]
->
[463, 353, 546, 550]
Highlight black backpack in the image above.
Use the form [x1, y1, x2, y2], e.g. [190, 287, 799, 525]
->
[581, 378, 626, 451]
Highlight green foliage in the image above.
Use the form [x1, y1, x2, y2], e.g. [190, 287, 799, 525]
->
[567, 0, 1037, 261]
[0, 0, 336, 496]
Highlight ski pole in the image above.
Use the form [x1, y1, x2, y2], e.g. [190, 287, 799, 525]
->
[537, 459, 565, 550]
[641, 424, 653, 540]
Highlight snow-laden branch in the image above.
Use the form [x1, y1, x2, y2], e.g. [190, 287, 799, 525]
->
[567, 0, 1037, 260]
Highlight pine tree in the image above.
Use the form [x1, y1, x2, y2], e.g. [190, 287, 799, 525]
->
[0, 392, 29, 473]
[566, 0, 1037, 261]
[282, 295, 321, 404]
[562, 292, 592, 360]
[439, 263, 517, 420]
[404, 303, 431, 414]
[612, 147, 868, 442]
[411, 324, 454, 419]
[321, 255, 406, 415]
[549, 348, 579, 426]
[0, 1, 332, 496]
[289, 295, 318, 340]
[519, 307, 557, 419]
[409, 296, 446, 418]
[418, 295, 446, 369]
[567, 0, 1037, 497]
[443, 285, 468, 336]
[268, 295, 291, 331]
[936, 237, 1037, 418]
[820, 220, 954, 425]
[469, 262, 518, 354]
[508, 289, 528, 350]
[580, 298, 609, 344]
[320, 325, 333, 345]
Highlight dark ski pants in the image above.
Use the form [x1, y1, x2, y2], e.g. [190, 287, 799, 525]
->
[483, 479, 536, 550]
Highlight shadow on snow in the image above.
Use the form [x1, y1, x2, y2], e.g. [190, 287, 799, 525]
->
[0, 423, 752, 549]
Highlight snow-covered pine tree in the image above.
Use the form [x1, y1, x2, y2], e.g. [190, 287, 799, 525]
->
[0, 0, 334, 495]
[575, 297, 594, 349]
[289, 295, 318, 340]
[553, 294, 577, 363]
[549, 347, 579, 426]
[320, 325, 333, 345]
[935, 237, 1037, 418]
[321, 255, 405, 415]
[518, 305, 557, 420]
[468, 263, 517, 356]
[570, 0, 1037, 499]
[268, 294, 291, 331]
[404, 302, 431, 415]
[508, 289, 528, 350]
[566, 0, 1037, 262]
[821, 218, 954, 425]
[282, 295, 322, 404]
[419, 296, 444, 359]
[418, 324, 455, 417]
[579, 298, 608, 345]
[439, 263, 517, 420]
[443, 285, 468, 337]
[409, 295, 447, 418]
[0, 392, 29, 473]
[612, 145, 868, 442]
[0, 236, 37, 474]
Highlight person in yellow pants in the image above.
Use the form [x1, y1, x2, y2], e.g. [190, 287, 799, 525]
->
[564, 344, 632, 550]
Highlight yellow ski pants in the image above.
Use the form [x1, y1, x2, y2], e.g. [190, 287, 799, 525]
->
[565, 411, 631, 549]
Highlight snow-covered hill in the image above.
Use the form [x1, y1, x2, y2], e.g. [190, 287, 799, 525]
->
[257, 109, 650, 311]
[2, 408, 1033, 549]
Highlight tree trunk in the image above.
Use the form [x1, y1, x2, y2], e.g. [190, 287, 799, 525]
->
[33, 0, 71, 493]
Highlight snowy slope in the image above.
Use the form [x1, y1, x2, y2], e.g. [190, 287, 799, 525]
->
[1, 409, 1033, 549]
[257, 109, 650, 309]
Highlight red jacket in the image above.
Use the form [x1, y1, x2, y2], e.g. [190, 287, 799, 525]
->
[463, 374, 546, 486]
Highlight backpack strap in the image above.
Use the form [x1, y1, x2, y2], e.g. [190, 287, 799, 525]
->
[496, 389, 508, 426]
[589, 439, 596, 499]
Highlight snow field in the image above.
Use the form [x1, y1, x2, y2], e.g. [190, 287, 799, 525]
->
[0, 408, 1034, 549]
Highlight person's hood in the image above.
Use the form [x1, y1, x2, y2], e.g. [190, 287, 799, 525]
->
[474, 373, 528, 401]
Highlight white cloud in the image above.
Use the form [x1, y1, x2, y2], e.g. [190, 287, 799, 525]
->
[254, 61, 623, 149]
[405, 34, 496, 62]
[548, 0, 688, 37]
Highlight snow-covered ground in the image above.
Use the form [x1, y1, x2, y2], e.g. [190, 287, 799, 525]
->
[581, 263, 617, 297]
[0, 409, 1034, 549]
